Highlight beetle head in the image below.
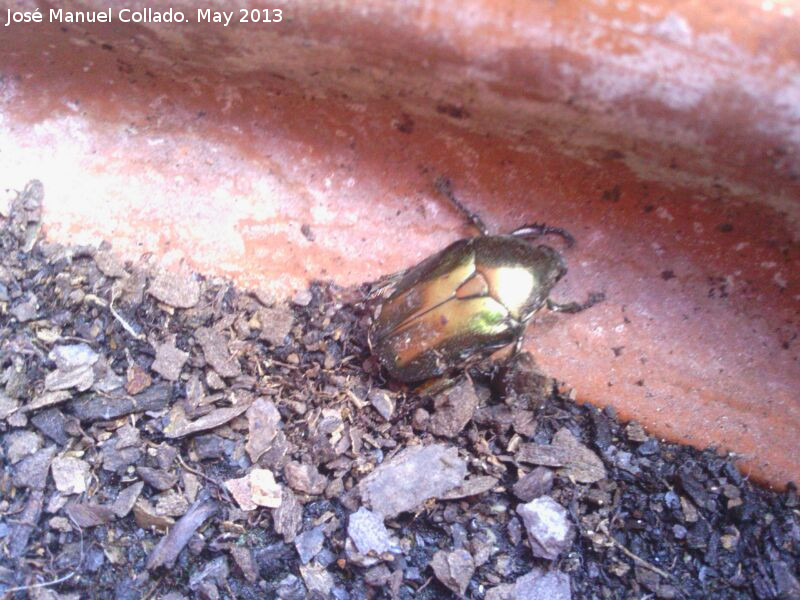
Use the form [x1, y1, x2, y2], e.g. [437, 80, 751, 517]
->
[534, 244, 568, 288]
[515, 244, 567, 320]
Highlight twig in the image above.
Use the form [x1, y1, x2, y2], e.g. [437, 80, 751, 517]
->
[598, 522, 673, 581]
[109, 291, 144, 340]
[415, 576, 435, 594]
[177, 455, 234, 504]
[139, 573, 165, 600]
[2, 513, 84, 598]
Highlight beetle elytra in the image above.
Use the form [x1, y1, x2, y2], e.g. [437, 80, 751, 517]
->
[368, 178, 604, 384]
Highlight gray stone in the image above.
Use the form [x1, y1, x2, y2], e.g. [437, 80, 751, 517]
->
[358, 444, 467, 518]
[284, 461, 327, 495]
[516, 496, 574, 560]
[66, 503, 115, 527]
[429, 380, 480, 438]
[31, 408, 70, 445]
[6, 430, 41, 464]
[245, 397, 281, 463]
[368, 390, 395, 421]
[12, 445, 57, 490]
[430, 548, 475, 596]
[151, 336, 189, 381]
[513, 467, 555, 502]
[70, 382, 171, 422]
[299, 562, 333, 597]
[256, 305, 294, 346]
[137, 466, 178, 491]
[485, 567, 570, 600]
[516, 428, 605, 484]
[347, 507, 394, 556]
[295, 525, 326, 564]
[273, 488, 303, 543]
[45, 343, 99, 392]
[195, 327, 241, 378]
[111, 482, 145, 518]
[51, 457, 90, 494]
[10, 294, 38, 322]
[148, 267, 200, 308]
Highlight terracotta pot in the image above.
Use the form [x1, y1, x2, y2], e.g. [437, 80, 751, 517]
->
[1, 0, 798, 487]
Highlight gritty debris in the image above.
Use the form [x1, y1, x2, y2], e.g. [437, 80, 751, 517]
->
[0, 182, 797, 599]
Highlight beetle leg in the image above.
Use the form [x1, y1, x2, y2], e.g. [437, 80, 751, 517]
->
[434, 176, 490, 236]
[547, 291, 606, 313]
[415, 374, 464, 396]
[510, 223, 575, 248]
[511, 335, 525, 357]
[365, 269, 408, 301]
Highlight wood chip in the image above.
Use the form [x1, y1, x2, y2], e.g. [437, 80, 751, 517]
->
[69, 382, 171, 423]
[516, 428, 606, 484]
[274, 488, 303, 543]
[195, 326, 242, 378]
[20, 390, 71, 414]
[163, 394, 253, 438]
[440, 476, 499, 500]
[137, 466, 179, 491]
[66, 503, 115, 527]
[146, 498, 218, 570]
[151, 335, 189, 381]
[51, 456, 90, 494]
[245, 397, 281, 463]
[111, 481, 145, 518]
[148, 267, 200, 308]
[226, 468, 282, 511]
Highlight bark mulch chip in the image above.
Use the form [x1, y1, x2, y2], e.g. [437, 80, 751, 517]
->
[0, 181, 798, 598]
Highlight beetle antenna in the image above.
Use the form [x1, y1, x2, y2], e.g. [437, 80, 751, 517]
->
[510, 223, 575, 248]
[547, 291, 606, 313]
[434, 176, 490, 236]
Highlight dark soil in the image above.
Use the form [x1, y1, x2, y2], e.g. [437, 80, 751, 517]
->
[1, 181, 798, 599]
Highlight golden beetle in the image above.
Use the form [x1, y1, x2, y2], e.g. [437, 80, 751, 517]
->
[368, 178, 604, 384]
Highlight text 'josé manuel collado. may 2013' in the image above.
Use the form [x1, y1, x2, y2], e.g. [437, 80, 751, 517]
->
[5, 7, 283, 26]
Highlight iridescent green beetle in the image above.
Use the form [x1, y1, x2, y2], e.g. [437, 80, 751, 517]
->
[368, 178, 604, 384]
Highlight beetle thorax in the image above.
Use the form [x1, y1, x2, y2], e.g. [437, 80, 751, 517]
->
[480, 264, 537, 320]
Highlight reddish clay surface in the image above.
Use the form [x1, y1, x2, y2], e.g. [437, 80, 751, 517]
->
[1, 0, 798, 487]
